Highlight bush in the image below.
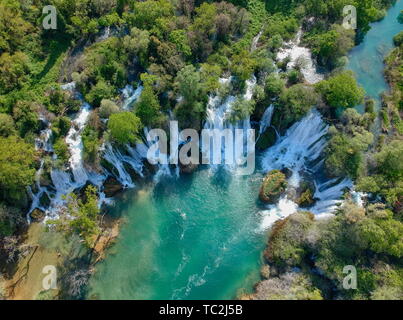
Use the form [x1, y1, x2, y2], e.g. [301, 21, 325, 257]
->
[0, 113, 15, 137]
[316, 71, 365, 109]
[393, 31, 403, 46]
[99, 99, 119, 119]
[108, 112, 142, 145]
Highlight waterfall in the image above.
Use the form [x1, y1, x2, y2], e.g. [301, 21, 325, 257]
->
[277, 29, 324, 84]
[261, 109, 328, 187]
[35, 114, 53, 152]
[103, 143, 135, 188]
[259, 109, 356, 229]
[258, 104, 275, 137]
[65, 102, 91, 185]
[27, 159, 51, 222]
[100, 84, 148, 186]
[202, 76, 256, 171]
[121, 84, 144, 110]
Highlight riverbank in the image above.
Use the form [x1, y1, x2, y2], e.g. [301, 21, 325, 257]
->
[3, 211, 121, 300]
[246, 2, 403, 300]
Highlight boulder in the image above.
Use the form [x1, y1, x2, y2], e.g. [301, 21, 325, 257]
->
[30, 208, 45, 222]
[179, 162, 198, 174]
[103, 177, 123, 198]
[256, 127, 277, 150]
[296, 181, 316, 208]
[259, 170, 288, 204]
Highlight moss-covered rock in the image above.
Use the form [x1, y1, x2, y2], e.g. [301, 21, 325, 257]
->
[259, 170, 287, 204]
[296, 181, 316, 208]
[30, 208, 45, 222]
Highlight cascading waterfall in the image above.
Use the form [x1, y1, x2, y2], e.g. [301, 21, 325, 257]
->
[203, 76, 256, 171]
[277, 29, 324, 84]
[258, 104, 274, 138]
[259, 109, 355, 229]
[121, 84, 144, 110]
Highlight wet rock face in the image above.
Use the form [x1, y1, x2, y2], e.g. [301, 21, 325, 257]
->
[103, 177, 123, 198]
[179, 162, 198, 174]
[259, 170, 288, 204]
[30, 208, 45, 221]
[256, 127, 277, 150]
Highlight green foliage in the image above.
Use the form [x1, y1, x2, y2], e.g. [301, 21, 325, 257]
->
[316, 71, 365, 109]
[0, 52, 31, 93]
[108, 112, 142, 145]
[82, 125, 100, 165]
[135, 74, 162, 127]
[264, 73, 285, 99]
[308, 24, 355, 68]
[325, 128, 373, 178]
[48, 186, 101, 247]
[52, 116, 71, 138]
[53, 138, 70, 164]
[0, 113, 15, 137]
[0, 204, 22, 237]
[174, 65, 207, 128]
[358, 140, 403, 206]
[266, 212, 314, 266]
[398, 10, 403, 24]
[259, 170, 287, 203]
[228, 97, 255, 123]
[0, 136, 36, 201]
[123, 27, 150, 66]
[127, 0, 174, 31]
[393, 31, 403, 46]
[169, 30, 192, 57]
[0, 0, 31, 54]
[85, 80, 114, 107]
[278, 84, 319, 128]
[99, 99, 119, 119]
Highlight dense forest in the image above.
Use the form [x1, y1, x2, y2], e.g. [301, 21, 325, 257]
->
[0, 0, 402, 300]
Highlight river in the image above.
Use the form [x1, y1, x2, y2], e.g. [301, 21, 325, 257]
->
[87, 2, 402, 299]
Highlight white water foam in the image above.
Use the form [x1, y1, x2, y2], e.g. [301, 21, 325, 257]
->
[277, 29, 324, 84]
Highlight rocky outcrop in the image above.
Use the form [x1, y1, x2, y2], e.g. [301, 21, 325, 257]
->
[179, 163, 198, 174]
[259, 170, 288, 204]
[30, 208, 45, 222]
[103, 177, 123, 197]
[296, 181, 316, 208]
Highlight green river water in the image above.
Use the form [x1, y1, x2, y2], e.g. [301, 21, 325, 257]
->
[88, 2, 403, 300]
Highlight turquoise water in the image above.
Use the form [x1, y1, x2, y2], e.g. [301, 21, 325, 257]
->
[88, 3, 402, 300]
[88, 168, 266, 299]
[347, 0, 403, 112]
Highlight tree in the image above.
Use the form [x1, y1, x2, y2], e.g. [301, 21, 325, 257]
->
[316, 71, 365, 109]
[174, 65, 207, 127]
[48, 186, 101, 248]
[123, 27, 150, 66]
[135, 74, 161, 127]
[278, 84, 319, 128]
[0, 52, 30, 93]
[265, 73, 285, 99]
[0, 0, 30, 54]
[0, 136, 36, 201]
[325, 130, 373, 178]
[108, 112, 142, 145]
[228, 97, 255, 123]
[12, 100, 39, 137]
[99, 99, 119, 119]
[85, 80, 114, 107]
[0, 113, 15, 137]
[310, 25, 355, 68]
[393, 31, 403, 46]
